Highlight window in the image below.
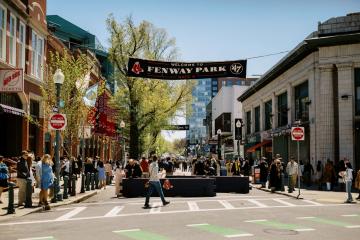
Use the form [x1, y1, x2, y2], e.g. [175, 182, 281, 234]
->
[355, 69, 360, 116]
[254, 106, 260, 132]
[246, 111, 251, 134]
[18, 21, 26, 70]
[237, 80, 241, 85]
[9, 14, 16, 66]
[265, 100, 272, 130]
[295, 81, 309, 121]
[31, 30, 44, 79]
[277, 92, 288, 127]
[0, 5, 5, 60]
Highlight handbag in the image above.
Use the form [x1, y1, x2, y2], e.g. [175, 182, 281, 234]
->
[162, 179, 173, 190]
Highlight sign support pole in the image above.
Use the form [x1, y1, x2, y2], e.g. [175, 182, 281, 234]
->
[296, 139, 301, 199]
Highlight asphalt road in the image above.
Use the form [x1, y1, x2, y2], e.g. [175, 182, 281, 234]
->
[0, 187, 359, 240]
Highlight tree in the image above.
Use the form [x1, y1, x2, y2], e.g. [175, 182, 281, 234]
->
[107, 16, 194, 158]
[41, 51, 93, 156]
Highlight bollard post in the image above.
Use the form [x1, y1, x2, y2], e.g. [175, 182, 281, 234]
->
[25, 178, 33, 208]
[63, 175, 69, 199]
[95, 172, 99, 189]
[80, 173, 85, 193]
[7, 182, 16, 214]
[86, 172, 90, 191]
[51, 178, 58, 203]
[71, 175, 76, 196]
[91, 173, 95, 190]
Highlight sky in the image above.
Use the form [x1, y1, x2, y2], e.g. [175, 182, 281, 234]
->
[48, 0, 360, 141]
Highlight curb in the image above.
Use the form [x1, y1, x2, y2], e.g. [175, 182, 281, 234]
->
[1, 191, 98, 219]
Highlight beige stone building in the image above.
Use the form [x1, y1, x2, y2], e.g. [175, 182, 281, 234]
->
[238, 13, 360, 169]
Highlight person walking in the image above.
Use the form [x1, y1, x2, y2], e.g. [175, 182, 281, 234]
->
[286, 156, 298, 193]
[97, 161, 106, 189]
[39, 154, 54, 210]
[231, 159, 241, 176]
[0, 156, 9, 204]
[259, 157, 268, 188]
[315, 161, 324, 190]
[143, 156, 170, 209]
[17, 151, 30, 206]
[343, 162, 354, 203]
[323, 159, 336, 191]
[114, 162, 124, 197]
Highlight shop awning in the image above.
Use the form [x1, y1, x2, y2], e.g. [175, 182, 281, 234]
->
[246, 140, 272, 153]
[0, 104, 25, 116]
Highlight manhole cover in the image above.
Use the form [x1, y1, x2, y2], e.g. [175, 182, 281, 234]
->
[263, 229, 298, 235]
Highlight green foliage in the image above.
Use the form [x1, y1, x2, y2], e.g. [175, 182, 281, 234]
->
[107, 15, 194, 158]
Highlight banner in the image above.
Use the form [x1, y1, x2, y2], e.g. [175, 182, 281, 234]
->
[0, 68, 23, 92]
[127, 58, 246, 80]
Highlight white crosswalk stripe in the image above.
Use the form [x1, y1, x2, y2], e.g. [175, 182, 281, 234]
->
[272, 198, 296, 206]
[246, 199, 268, 207]
[104, 206, 124, 217]
[150, 202, 162, 213]
[55, 207, 86, 221]
[218, 200, 235, 209]
[188, 201, 200, 211]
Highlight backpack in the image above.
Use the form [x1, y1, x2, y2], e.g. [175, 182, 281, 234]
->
[0, 163, 8, 180]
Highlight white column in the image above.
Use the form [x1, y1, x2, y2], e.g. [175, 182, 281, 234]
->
[317, 64, 335, 162]
[337, 63, 354, 164]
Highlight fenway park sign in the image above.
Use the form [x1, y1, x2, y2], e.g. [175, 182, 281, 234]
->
[127, 58, 247, 80]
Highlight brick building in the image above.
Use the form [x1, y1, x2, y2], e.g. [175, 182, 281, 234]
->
[0, 0, 47, 157]
[238, 13, 360, 169]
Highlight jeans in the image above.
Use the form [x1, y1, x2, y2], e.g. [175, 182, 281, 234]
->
[345, 181, 353, 202]
[145, 181, 166, 205]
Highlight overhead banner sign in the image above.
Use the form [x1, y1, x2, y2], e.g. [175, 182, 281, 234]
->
[127, 58, 247, 80]
[0, 68, 23, 92]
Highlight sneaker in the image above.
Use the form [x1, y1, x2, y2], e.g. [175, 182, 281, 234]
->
[44, 205, 51, 211]
[143, 204, 150, 209]
[163, 201, 170, 206]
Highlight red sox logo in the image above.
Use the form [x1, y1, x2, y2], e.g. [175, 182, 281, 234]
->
[131, 61, 144, 75]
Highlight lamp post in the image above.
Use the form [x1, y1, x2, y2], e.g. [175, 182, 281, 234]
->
[120, 120, 126, 166]
[53, 69, 64, 202]
[217, 129, 222, 160]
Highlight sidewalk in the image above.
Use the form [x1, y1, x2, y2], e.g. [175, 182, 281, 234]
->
[0, 177, 100, 221]
[254, 183, 360, 204]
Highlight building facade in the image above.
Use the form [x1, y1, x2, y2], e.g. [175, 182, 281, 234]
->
[0, 0, 47, 157]
[238, 13, 360, 169]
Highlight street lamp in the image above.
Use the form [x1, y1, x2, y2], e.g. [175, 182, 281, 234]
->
[119, 120, 126, 166]
[52, 69, 64, 202]
[217, 129, 222, 160]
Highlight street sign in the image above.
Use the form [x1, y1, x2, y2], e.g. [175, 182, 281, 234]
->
[235, 118, 243, 140]
[49, 113, 67, 130]
[291, 127, 304, 141]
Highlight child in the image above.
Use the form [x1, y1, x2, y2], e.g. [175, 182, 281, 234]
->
[97, 161, 106, 189]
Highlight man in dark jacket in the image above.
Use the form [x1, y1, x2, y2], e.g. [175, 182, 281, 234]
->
[17, 150, 30, 206]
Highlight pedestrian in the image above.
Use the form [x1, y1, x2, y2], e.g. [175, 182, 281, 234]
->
[39, 154, 54, 210]
[72, 156, 81, 177]
[231, 158, 241, 176]
[140, 157, 149, 178]
[286, 156, 298, 193]
[143, 156, 170, 209]
[17, 151, 30, 206]
[114, 162, 124, 197]
[343, 162, 354, 203]
[259, 157, 268, 188]
[315, 161, 323, 190]
[355, 169, 360, 200]
[323, 159, 336, 191]
[0, 156, 9, 204]
[84, 157, 94, 174]
[104, 161, 113, 185]
[303, 161, 314, 187]
[269, 159, 282, 192]
[97, 161, 106, 189]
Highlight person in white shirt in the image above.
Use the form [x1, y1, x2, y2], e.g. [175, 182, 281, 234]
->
[143, 156, 170, 208]
[344, 162, 354, 203]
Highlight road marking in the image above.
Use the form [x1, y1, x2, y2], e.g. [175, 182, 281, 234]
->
[299, 216, 356, 228]
[272, 198, 296, 206]
[342, 214, 358, 217]
[55, 207, 75, 211]
[188, 223, 252, 238]
[0, 203, 349, 226]
[150, 202, 162, 214]
[246, 219, 314, 232]
[247, 199, 268, 207]
[113, 229, 169, 240]
[218, 200, 235, 209]
[55, 207, 86, 221]
[104, 206, 124, 217]
[345, 225, 360, 228]
[188, 201, 199, 211]
[18, 237, 54, 240]
[302, 200, 323, 206]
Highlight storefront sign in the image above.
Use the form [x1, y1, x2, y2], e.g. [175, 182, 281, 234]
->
[0, 68, 23, 92]
[127, 58, 247, 79]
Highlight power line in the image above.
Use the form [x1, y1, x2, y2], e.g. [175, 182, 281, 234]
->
[246, 50, 290, 60]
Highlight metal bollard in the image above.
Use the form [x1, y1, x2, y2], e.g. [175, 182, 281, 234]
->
[71, 175, 76, 196]
[51, 178, 58, 203]
[86, 172, 90, 191]
[91, 173, 95, 190]
[7, 182, 16, 214]
[95, 172, 99, 189]
[25, 178, 33, 208]
[80, 173, 85, 193]
[63, 175, 69, 199]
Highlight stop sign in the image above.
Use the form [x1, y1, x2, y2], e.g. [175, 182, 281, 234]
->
[291, 127, 304, 141]
[49, 113, 67, 130]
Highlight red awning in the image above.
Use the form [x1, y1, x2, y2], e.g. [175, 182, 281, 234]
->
[246, 140, 272, 153]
